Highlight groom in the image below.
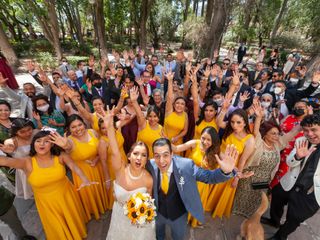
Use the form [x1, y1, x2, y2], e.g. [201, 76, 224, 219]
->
[147, 138, 238, 240]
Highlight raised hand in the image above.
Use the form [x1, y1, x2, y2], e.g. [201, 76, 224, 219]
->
[96, 106, 115, 129]
[88, 56, 95, 68]
[32, 111, 41, 121]
[120, 86, 129, 99]
[49, 131, 69, 149]
[203, 66, 211, 78]
[215, 144, 239, 175]
[165, 71, 174, 82]
[295, 139, 316, 159]
[213, 49, 219, 59]
[135, 77, 144, 87]
[239, 91, 250, 102]
[129, 86, 139, 102]
[232, 71, 240, 86]
[0, 72, 8, 86]
[252, 102, 264, 118]
[48, 118, 58, 126]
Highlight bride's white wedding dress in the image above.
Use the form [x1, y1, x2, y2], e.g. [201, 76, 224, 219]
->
[106, 182, 156, 240]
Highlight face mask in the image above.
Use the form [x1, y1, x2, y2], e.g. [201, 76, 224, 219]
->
[292, 108, 305, 117]
[62, 61, 68, 66]
[254, 88, 260, 93]
[214, 99, 223, 107]
[261, 101, 271, 108]
[290, 78, 299, 84]
[274, 87, 282, 95]
[37, 104, 50, 112]
[94, 83, 102, 89]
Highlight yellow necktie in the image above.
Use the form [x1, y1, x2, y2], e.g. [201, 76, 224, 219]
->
[161, 172, 169, 194]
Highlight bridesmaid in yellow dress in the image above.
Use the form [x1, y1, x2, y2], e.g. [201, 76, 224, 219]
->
[172, 127, 220, 227]
[53, 114, 108, 220]
[0, 130, 91, 240]
[208, 109, 255, 218]
[194, 101, 219, 139]
[163, 72, 188, 146]
[129, 86, 162, 158]
[98, 118, 127, 209]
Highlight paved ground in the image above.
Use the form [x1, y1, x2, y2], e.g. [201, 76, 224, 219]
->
[1, 197, 319, 240]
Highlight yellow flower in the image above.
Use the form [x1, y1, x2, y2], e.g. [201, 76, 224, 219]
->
[128, 208, 139, 224]
[137, 203, 148, 217]
[146, 208, 156, 222]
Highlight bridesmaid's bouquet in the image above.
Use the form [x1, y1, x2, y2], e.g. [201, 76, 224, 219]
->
[123, 192, 157, 226]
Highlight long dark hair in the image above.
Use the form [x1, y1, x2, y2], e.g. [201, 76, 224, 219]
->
[201, 127, 220, 168]
[30, 131, 62, 156]
[146, 105, 160, 119]
[0, 100, 11, 111]
[32, 94, 53, 116]
[11, 118, 34, 137]
[146, 62, 155, 77]
[223, 109, 251, 140]
[65, 114, 87, 136]
[173, 97, 186, 112]
[196, 100, 218, 126]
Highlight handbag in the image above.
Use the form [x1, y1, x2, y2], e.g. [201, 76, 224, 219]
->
[251, 181, 269, 190]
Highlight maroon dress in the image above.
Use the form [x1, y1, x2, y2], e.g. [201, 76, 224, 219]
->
[0, 56, 19, 89]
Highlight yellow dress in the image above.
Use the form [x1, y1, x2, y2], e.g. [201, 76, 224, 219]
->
[187, 140, 215, 227]
[207, 133, 253, 218]
[164, 111, 186, 145]
[28, 156, 87, 240]
[137, 121, 162, 158]
[194, 119, 218, 139]
[92, 112, 100, 134]
[101, 130, 127, 209]
[69, 129, 107, 219]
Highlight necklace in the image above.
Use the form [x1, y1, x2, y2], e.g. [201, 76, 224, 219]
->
[127, 166, 144, 180]
[264, 141, 274, 149]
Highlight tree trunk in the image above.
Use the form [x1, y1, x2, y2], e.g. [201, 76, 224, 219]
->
[269, 0, 289, 45]
[205, 0, 214, 25]
[193, 0, 199, 15]
[0, 24, 19, 67]
[95, 0, 108, 59]
[139, 0, 153, 50]
[240, 0, 255, 43]
[57, 9, 66, 43]
[201, 0, 205, 17]
[201, 0, 233, 58]
[26, 0, 62, 59]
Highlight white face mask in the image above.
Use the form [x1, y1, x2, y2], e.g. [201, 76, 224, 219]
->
[274, 87, 282, 95]
[261, 101, 271, 108]
[62, 62, 68, 66]
[37, 104, 50, 112]
[213, 98, 223, 107]
[290, 78, 299, 84]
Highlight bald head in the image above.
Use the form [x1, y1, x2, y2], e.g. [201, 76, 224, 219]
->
[67, 70, 77, 81]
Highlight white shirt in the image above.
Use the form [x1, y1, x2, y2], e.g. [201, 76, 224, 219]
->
[277, 93, 289, 117]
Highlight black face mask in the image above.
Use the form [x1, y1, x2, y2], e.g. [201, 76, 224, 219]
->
[94, 83, 102, 89]
[292, 108, 305, 116]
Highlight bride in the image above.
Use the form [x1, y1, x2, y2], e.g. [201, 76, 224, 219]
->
[99, 107, 155, 240]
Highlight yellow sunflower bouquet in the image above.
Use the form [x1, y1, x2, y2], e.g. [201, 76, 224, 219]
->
[123, 192, 157, 226]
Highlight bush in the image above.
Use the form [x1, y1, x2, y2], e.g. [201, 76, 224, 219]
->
[12, 41, 32, 57]
[66, 56, 89, 67]
[36, 52, 57, 71]
[271, 33, 302, 49]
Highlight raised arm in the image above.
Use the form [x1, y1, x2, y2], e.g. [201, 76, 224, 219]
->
[0, 156, 27, 170]
[130, 86, 146, 130]
[252, 102, 264, 137]
[98, 108, 124, 174]
[66, 89, 93, 124]
[172, 140, 197, 153]
[164, 71, 175, 117]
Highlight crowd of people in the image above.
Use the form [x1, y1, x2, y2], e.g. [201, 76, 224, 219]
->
[0, 44, 320, 240]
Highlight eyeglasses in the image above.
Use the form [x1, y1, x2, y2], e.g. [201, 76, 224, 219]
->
[222, 63, 229, 65]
